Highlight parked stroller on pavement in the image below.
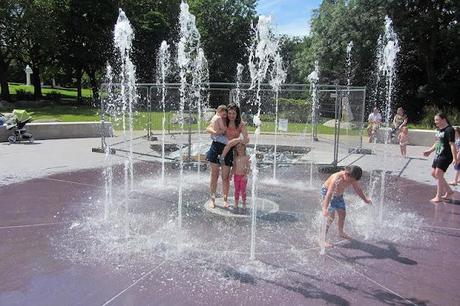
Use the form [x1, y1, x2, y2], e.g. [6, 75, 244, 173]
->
[5, 109, 34, 144]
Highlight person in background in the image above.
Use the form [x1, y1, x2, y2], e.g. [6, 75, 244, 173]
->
[367, 107, 382, 143]
[423, 113, 458, 203]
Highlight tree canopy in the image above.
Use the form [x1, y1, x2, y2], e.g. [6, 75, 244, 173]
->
[0, 0, 458, 122]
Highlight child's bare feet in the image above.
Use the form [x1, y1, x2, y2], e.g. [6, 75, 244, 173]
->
[223, 198, 229, 209]
[210, 194, 216, 208]
[339, 232, 352, 240]
[318, 240, 333, 248]
[442, 191, 454, 200]
[430, 197, 443, 203]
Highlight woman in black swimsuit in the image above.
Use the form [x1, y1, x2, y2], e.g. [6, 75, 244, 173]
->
[423, 112, 458, 202]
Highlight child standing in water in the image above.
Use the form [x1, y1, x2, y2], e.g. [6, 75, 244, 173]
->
[398, 126, 409, 157]
[321, 165, 372, 243]
[449, 127, 460, 186]
[231, 143, 250, 210]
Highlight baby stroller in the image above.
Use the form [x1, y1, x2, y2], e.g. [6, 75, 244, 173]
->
[5, 109, 34, 144]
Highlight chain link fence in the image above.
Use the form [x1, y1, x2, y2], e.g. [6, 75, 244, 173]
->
[99, 83, 366, 167]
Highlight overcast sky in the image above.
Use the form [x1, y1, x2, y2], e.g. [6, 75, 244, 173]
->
[256, 0, 322, 37]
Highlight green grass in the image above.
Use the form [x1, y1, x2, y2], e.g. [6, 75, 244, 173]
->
[7, 83, 93, 98]
[0, 103, 366, 134]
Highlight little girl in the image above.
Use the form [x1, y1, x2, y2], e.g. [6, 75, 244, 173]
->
[231, 143, 250, 209]
[398, 126, 409, 157]
[449, 127, 460, 185]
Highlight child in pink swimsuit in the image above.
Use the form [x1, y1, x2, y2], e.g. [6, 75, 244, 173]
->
[231, 143, 250, 209]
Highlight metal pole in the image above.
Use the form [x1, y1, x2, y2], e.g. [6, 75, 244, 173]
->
[147, 86, 152, 139]
[359, 88, 367, 149]
[99, 91, 106, 152]
[333, 85, 341, 167]
[188, 106, 192, 161]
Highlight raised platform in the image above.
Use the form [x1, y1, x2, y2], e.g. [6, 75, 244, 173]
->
[0, 121, 113, 142]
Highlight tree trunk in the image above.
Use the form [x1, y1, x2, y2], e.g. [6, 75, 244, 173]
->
[76, 71, 82, 104]
[87, 68, 100, 103]
[32, 66, 42, 100]
[0, 60, 11, 101]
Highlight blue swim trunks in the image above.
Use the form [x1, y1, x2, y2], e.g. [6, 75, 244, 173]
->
[321, 186, 346, 212]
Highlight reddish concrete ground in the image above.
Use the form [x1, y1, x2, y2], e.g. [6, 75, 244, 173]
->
[0, 162, 459, 306]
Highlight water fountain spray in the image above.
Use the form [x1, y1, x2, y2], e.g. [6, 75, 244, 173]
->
[380, 16, 400, 136]
[235, 63, 245, 106]
[113, 9, 137, 236]
[269, 52, 286, 180]
[156, 41, 171, 184]
[191, 48, 209, 176]
[177, 1, 205, 229]
[307, 61, 320, 187]
[376, 16, 400, 224]
[103, 63, 114, 221]
[248, 16, 279, 260]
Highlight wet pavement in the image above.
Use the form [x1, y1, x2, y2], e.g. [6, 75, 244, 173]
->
[1, 135, 460, 306]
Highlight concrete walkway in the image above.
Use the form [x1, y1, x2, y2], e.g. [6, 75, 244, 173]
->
[1, 131, 457, 190]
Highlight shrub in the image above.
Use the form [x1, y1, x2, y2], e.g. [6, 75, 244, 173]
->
[45, 91, 62, 102]
[15, 89, 34, 101]
[419, 105, 460, 128]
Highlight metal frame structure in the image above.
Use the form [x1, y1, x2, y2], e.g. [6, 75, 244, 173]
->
[97, 82, 367, 168]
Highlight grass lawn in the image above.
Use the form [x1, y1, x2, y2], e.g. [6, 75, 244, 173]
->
[7, 83, 93, 98]
[0, 103, 360, 134]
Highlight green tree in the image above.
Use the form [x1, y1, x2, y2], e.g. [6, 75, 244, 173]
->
[387, 0, 460, 120]
[0, 0, 27, 101]
[278, 35, 305, 84]
[14, 0, 59, 99]
[188, 0, 257, 82]
[56, 0, 118, 102]
[118, 0, 181, 82]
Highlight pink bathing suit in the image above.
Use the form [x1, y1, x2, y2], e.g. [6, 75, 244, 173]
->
[233, 174, 247, 204]
[226, 124, 243, 140]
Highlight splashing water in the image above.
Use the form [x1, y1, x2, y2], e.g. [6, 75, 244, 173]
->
[379, 16, 400, 133]
[235, 63, 245, 106]
[307, 61, 320, 187]
[247, 15, 279, 260]
[156, 41, 171, 183]
[192, 48, 209, 176]
[177, 1, 207, 229]
[269, 52, 286, 180]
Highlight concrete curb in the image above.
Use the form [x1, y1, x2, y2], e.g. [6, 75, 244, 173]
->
[0, 121, 113, 142]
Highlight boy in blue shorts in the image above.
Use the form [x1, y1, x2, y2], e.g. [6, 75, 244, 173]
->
[321, 165, 372, 241]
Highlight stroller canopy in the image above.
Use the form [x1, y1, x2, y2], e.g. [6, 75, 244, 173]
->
[12, 109, 33, 124]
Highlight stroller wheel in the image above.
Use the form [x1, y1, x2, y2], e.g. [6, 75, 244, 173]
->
[28, 137, 34, 144]
[8, 135, 16, 144]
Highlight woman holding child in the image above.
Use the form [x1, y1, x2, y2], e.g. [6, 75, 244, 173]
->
[206, 103, 249, 208]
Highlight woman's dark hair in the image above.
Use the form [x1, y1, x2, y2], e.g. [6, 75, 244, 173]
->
[435, 112, 451, 126]
[226, 103, 241, 127]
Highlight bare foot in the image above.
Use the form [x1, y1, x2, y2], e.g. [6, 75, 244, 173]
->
[242, 202, 247, 209]
[442, 191, 454, 200]
[430, 197, 442, 203]
[210, 195, 216, 208]
[339, 232, 352, 240]
[318, 240, 333, 248]
[223, 201, 229, 209]
[448, 181, 458, 186]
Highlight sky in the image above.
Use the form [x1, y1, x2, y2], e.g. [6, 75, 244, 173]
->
[256, 0, 322, 37]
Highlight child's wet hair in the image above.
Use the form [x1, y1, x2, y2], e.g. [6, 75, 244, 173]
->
[235, 143, 246, 156]
[216, 105, 227, 113]
[345, 165, 362, 180]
